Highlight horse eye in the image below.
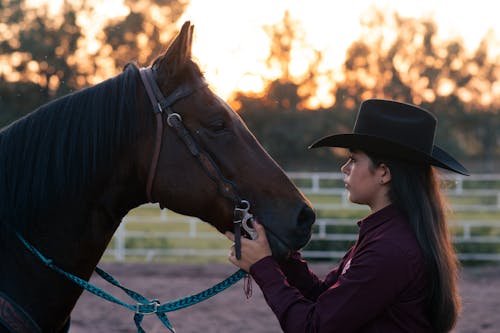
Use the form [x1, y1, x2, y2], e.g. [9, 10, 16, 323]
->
[210, 120, 226, 134]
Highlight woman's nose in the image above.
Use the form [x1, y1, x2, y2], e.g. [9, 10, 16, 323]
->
[341, 161, 350, 174]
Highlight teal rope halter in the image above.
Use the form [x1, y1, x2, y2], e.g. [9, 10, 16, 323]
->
[16, 232, 247, 333]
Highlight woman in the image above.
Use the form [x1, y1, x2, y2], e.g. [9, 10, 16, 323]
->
[226, 99, 469, 332]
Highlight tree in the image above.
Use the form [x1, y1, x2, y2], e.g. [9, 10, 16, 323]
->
[235, 7, 500, 171]
[0, 0, 187, 128]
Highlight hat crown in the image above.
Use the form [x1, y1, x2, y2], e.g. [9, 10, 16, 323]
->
[354, 99, 436, 154]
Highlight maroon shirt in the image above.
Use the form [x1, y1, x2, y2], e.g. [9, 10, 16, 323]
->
[250, 204, 433, 332]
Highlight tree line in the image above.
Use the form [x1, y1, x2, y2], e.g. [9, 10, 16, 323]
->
[234, 10, 500, 172]
[1, 2, 498, 172]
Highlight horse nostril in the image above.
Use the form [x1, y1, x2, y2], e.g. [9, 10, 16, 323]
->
[297, 204, 315, 235]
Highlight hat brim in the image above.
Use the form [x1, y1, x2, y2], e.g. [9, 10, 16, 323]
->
[308, 134, 469, 176]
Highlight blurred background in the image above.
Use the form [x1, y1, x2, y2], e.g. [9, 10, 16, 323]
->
[2, 0, 500, 265]
[1, 0, 499, 172]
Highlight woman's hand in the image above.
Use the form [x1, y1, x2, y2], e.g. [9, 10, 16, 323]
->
[225, 221, 272, 272]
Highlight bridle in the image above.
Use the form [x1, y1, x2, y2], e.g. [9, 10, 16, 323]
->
[138, 66, 256, 257]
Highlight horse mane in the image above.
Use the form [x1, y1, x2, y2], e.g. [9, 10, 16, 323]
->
[0, 63, 142, 232]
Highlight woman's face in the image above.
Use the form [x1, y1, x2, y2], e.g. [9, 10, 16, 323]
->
[341, 150, 390, 211]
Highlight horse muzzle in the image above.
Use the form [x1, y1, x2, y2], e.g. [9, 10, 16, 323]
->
[260, 203, 315, 259]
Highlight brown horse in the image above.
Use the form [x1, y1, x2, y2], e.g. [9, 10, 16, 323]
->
[0, 21, 314, 332]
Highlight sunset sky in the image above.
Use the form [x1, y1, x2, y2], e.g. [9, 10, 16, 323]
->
[180, 0, 499, 105]
[12, 0, 500, 107]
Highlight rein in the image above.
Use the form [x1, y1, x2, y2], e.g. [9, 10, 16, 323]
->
[16, 232, 247, 333]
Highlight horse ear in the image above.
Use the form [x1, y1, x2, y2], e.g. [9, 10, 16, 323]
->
[155, 21, 194, 77]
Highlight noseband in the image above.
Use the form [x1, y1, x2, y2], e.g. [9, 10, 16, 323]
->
[138, 67, 255, 257]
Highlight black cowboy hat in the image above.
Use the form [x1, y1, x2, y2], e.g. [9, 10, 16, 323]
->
[308, 99, 469, 176]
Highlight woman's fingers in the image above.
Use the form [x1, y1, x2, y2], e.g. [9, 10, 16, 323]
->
[226, 221, 271, 271]
[254, 221, 267, 241]
[228, 244, 246, 269]
[225, 231, 235, 242]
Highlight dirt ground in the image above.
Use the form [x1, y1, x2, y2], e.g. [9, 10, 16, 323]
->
[70, 262, 500, 333]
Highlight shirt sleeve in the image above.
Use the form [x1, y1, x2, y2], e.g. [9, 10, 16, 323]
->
[250, 240, 413, 333]
[278, 252, 344, 301]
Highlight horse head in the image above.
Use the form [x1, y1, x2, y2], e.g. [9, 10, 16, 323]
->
[136, 21, 315, 258]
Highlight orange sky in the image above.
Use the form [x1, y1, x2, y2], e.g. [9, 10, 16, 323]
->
[8, 0, 500, 108]
[178, 0, 499, 107]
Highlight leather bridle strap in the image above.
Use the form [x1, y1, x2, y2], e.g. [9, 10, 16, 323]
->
[138, 67, 253, 258]
[139, 69, 163, 203]
[139, 67, 241, 205]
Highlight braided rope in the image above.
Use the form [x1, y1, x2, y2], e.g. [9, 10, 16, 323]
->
[156, 269, 246, 312]
[16, 233, 247, 333]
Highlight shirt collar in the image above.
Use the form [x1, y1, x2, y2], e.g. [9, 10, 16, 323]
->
[357, 204, 401, 237]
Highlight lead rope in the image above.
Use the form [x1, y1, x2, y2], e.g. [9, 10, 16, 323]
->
[16, 232, 249, 333]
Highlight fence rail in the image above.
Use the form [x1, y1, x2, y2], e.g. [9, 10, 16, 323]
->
[105, 172, 500, 262]
[287, 172, 500, 210]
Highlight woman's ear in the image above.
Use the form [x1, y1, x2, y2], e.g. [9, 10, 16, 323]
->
[379, 163, 392, 185]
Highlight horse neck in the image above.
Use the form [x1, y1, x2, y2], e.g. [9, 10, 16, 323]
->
[0, 72, 152, 331]
[3, 163, 146, 331]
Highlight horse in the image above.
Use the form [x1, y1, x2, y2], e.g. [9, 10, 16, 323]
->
[0, 21, 315, 332]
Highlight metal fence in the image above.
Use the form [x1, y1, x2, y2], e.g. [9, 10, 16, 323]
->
[105, 173, 500, 262]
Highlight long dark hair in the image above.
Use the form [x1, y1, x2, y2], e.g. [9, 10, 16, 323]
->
[368, 154, 460, 333]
